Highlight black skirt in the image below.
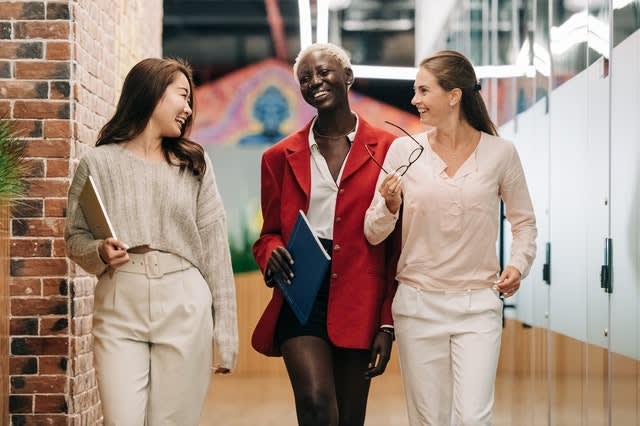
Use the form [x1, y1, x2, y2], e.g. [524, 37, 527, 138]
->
[276, 238, 333, 345]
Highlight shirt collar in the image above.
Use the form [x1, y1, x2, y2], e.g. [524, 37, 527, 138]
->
[308, 112, 359, 149]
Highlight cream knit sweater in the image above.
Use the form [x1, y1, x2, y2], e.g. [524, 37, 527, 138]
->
[65, 143, 238, 370]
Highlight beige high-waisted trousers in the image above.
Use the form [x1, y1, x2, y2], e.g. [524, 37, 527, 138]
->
[393, 284, 503, 426]
[93, 251, 213, 426]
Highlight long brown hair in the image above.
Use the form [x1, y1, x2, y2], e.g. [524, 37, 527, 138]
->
[420, 50, 498, 136]
[96, 58, 206, 176]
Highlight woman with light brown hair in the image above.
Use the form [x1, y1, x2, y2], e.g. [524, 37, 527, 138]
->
[365, 50, 537, 425]
[65, 58, 238, 425]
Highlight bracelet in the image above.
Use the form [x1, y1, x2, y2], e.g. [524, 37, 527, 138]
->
[378, 327, 395, 341]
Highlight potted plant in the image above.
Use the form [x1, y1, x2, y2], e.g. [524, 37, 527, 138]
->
[0, 119, 28, 203]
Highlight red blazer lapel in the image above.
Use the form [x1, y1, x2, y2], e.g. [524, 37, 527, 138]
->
[284, 122, 312, 200]
[341, 118, 380, 183]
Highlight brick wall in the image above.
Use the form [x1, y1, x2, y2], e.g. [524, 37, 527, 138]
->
[2, 1, 162, 424]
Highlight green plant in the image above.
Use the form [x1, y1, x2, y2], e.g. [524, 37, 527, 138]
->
[0, 120, 28, 203]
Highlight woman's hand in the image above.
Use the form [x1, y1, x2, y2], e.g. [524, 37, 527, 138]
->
[494, 265, 522, 297]
[266, 246, 294, 286]
[379, 172, 403, 214]
[98, 237, 129, 267]
[365, 329, 393, 379]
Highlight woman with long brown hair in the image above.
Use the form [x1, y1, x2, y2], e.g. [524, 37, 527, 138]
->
[65, 58, 238, 425]
[365, 50, 537, 425]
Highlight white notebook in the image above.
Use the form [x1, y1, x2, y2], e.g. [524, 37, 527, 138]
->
[78, 175, 117, 240]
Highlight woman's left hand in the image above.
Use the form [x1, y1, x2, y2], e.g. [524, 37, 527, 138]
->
[495, 265, 522, 297]
[365, 330, 393, 379]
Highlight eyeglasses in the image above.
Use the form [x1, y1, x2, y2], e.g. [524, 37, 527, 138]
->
[365, 120, 424, 176]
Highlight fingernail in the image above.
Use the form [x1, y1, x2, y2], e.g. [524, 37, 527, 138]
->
[493, 280, 501, 284]
[289, 273, 294, 278]
[122, 244, 130, 250]
[492, 285, 498, 291]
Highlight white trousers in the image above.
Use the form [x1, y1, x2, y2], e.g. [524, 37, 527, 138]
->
[93, 252, 213, 426]
[392, 284, 503, 426]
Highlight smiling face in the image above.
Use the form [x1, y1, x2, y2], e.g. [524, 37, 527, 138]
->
[296, 50, 352, 111]
[149, 72, 193, 138]
[411, 67, 458, 128]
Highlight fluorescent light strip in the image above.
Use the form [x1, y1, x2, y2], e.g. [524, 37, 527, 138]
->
[316, 0, 329, 44]
[352, 65, 530, 80]
[298, 0, 312, 49]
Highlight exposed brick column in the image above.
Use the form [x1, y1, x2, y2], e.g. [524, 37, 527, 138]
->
[2, 1, 162, 424]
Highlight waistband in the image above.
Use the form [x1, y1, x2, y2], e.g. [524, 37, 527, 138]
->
[118, 251, 191, 279]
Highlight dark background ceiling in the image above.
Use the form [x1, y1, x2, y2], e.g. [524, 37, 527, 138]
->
[163, 0, 418, 113]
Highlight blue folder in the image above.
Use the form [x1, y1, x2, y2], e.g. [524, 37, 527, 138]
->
[275, 210, 331, 325]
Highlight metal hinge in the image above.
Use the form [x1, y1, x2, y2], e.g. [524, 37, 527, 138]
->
[600, 238, 613, 294]
[542, 242, 551, 285]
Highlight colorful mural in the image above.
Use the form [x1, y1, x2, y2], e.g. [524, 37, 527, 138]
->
[192, 59, 422, 272]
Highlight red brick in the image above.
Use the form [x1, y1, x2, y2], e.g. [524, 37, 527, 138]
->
[10, 357, 37, 375]
[35, 394, 67, 414]
[11, 297, 68, 316]
[14, 101, 70, 119]
[10, 258, 68, 276]
[9, 394, 33, 413]
[12, 218, 66, 237]
[23, 139, 70, 158]
[0, 22, 10, 40]
[44, 198, 66, 217]
[0, 2, 45, 20]
[11, 337, 68, 356]
[46, 3, 69, 20]
[10, 414, 67, 426]
[0, 41, 43, 59]
[15, 62, 69, 79]
[10, 239, 52, 257]
[0, 100, 10, 116]
[9, 278, 41, 297]
[40, 317, 68, 336]
[46, 42, 70, 60]
[52, 238, 66, 257]
[23, 159, 46, 178]
[39, 357, 66, 375]
[11, 375, 66, 394]
[50, 81, 69, 99]
[14, 22, 70, 40]
[43, 120, 71, 138]
[24, 178, 68, 197]
[11, 198, 43, 217]
[46, 158, 69, 177]
[0, 80, 47, 99]
[43, 278, 67, 296]
[10, 120, 43, 138]
[10, 318, 39, 335]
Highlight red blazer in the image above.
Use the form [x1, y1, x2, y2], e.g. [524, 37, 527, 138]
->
[251, 117, 400, 356]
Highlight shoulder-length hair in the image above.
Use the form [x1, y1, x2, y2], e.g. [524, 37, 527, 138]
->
[420, 50, 498, 136]
[96, 57, 206, 176]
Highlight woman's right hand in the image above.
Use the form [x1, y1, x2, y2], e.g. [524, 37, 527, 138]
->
[266, 246, 294, 286]
[98, 237, 129, 267]
[379, 172, 403, 214]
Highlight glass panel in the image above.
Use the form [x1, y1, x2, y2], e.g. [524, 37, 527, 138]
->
[610, 20, 640, 425]
[327, 0, 415, 66]
[613, 0, 640, 46]
[550, 0, 588, 89]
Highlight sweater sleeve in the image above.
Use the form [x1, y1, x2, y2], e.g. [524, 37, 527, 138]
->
[500, 143, 537, 278]
[197, 154, 239, 371]
[64, 158, 108, 276]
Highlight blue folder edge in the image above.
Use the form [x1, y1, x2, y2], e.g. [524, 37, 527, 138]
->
[275, 210, 331, 325]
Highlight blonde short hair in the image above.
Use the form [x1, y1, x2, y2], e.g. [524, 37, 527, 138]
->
[292, 43, 353, 86]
